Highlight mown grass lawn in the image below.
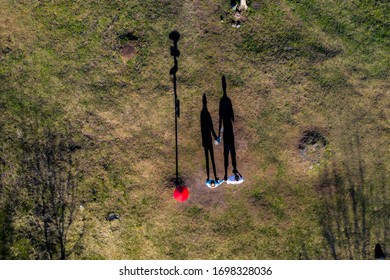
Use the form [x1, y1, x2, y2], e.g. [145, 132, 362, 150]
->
[1, 0, 389, 259]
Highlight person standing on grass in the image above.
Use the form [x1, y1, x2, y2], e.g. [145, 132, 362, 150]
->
[218, 76, 241, 181]
[201, 94, 219, 182]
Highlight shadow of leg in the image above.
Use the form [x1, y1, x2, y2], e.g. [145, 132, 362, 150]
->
[224, 148, 229, 180]
[204, 147, 210, 180]
[210, 145, 218, 180]
[231, 147, 238, 173]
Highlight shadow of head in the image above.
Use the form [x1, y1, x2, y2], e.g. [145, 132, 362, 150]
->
[222, 75, 227, 95]
[203, 93, 207, 108]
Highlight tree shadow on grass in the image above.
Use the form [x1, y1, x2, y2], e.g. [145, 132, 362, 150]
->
[18, 128, 85, 259]
[316, 134, 389, 259]
[0, 201, 14, 259]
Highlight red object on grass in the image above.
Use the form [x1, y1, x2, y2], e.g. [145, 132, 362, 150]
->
[173, 186, 189, 202]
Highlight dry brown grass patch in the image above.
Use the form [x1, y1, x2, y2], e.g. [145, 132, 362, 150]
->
[120, 43, 137, 63]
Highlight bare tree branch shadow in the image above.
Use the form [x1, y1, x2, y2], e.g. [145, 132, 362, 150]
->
[316, 131, 389, 259]
[0, 201, 14, 259]
[18, 127, 84, 259]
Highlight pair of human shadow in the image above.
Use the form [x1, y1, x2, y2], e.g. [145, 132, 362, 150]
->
[200, 76, 241, 186]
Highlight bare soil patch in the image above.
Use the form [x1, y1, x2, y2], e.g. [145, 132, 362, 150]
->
[120, 43, 137, 63]
[298, 130, 328, 163]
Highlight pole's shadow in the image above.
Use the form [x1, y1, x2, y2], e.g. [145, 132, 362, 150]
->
[169, 31, 180, 186]
[200, 94, 219, 181]
[218, 76, 240, 180]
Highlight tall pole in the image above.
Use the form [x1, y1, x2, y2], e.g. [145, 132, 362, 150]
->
[169, 31, 180, 186]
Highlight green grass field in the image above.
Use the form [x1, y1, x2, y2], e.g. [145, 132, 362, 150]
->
[1, 0, 389, 259]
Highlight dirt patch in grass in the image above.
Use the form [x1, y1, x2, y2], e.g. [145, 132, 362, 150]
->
[118, 31, 139, 63]
[298, 130, 328, 163]
[120, 43, 137, 63]
[186, 174, 228, 208]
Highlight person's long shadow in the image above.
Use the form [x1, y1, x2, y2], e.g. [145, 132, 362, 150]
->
[218, 75, 240, 180]
[200, 94, 219, 181]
